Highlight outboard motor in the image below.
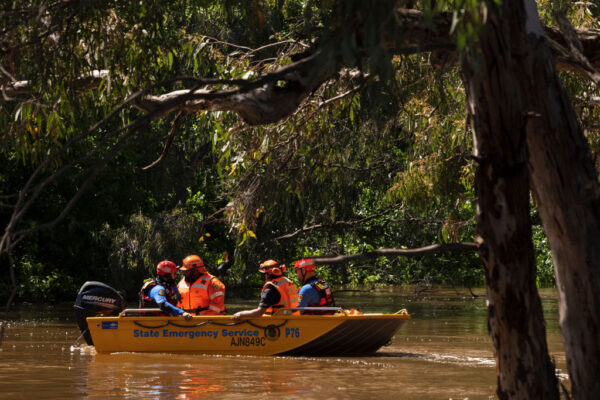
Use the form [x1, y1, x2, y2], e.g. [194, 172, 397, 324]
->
[74, 281, 125, 345]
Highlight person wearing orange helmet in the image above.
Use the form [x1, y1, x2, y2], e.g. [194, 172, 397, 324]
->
[294, 258, 335, 315]
[177, 254, 226, 315]
[139, 260, 192, 320]
[232, 259, 298, 320]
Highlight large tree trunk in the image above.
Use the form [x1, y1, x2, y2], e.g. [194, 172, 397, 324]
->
[507, 1, 600, 398]
[461, 2, 559, 398]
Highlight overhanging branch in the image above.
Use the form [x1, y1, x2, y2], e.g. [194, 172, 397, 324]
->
[1, 70, 109, 99]
[272, 204, 404, 241]
[130, 11, 600, 125]
[133, 50, 339, 125]
[305, 242, 479, 265]
[4, 10, 600, 126]
[552, 12, 600, 85]
[141, 111, 184, 170]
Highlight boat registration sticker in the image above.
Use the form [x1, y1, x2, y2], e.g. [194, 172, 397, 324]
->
[101, 321, 118, 330]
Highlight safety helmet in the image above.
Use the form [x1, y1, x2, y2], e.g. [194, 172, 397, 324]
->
[156, 260, 178, 276]
[181, 254, 205, 271]
[294, 258, 316, 272]
[259, 259, 285, 276]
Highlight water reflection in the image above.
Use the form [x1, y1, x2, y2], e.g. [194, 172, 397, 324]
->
[85, 353, 230, 398]
[0, 287, 567, 399]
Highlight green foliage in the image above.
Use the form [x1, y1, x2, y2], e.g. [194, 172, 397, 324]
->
[17, 256, 78, 302]
[3, 0, 583, 302]
[531, 211, 555, 287]
[96, 209, 193, 295]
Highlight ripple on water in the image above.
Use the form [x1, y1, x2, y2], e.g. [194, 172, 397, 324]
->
[69, 344, 96, 354]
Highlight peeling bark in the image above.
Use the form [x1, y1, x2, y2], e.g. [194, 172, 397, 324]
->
[462, 2, 559, 398]
[135, 51, 338, 125]
[508, 1, 600, 398]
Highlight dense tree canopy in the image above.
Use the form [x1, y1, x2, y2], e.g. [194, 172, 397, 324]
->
[5, 0, 594, 297]
[0, 0, 490, 299]
[3, 1, 600, 397]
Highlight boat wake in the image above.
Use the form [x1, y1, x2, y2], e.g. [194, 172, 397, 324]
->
[70, 344, 96, 354]
[424, 352, 496, 366]
[375, 350, 495, 366]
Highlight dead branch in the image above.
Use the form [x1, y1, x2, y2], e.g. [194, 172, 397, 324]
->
[133, 50, 339, 125]
[141, 111, 184, 170]
[272, 204, 404, 241]
[553, 12, 600, 85]
[10, 118, 145, 248]
[1, 70, 109, 98]
[0, 77, 189, 261]
[306, 242, 479, 265]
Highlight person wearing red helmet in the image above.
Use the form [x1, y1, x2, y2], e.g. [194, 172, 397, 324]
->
[177, 254, 226, 315]
[139, 260, 192, 320]
[294, 258, 335, 315]
[232, 259, 298, 320]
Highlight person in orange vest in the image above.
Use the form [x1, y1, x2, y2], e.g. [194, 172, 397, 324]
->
[294, 258, 336, 314]
[232, 259, 298, 320]
[177, 254, 226, 315]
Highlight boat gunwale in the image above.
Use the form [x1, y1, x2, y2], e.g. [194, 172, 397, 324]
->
[87, 313, 411, 323]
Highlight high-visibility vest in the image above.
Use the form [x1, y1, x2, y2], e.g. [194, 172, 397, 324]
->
[178, 274, 226, 315]
[262, 276, 298, 314]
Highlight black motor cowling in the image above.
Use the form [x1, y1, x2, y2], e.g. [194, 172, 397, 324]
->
[74, 281, 125, 345]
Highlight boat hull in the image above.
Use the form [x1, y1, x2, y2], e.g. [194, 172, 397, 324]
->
[86, 312, 410, 356]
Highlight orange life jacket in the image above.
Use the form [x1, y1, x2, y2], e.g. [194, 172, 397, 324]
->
[262, 276, 298, 314]
[177, 274, 226, 315]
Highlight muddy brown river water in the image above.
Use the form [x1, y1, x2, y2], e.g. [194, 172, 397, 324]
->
[0, 287, 567, 399]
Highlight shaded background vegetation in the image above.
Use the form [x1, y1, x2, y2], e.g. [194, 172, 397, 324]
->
[3, 0, 596, 303]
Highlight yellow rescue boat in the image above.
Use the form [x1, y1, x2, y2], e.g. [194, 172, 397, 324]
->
[86, 308, 410, 356]
[74, 281, 410, 356]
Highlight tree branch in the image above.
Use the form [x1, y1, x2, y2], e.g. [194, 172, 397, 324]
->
[0, 78, 183, 259]
[5, 11, 600, 124]
[305, 242, 479, 265]
[10, 119, 143, 246]
[130, 11, 600, 125]
[272, 204, 404, 241]
[133, 50, 339, 125]
[552, 12, 600, 85]
[1, 70, 109, 99]
[141, 110, 184, 170]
